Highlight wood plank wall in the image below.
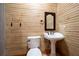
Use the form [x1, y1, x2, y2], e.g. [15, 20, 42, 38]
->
[56, 3, 79, 55]
[5, 3, 57, 55]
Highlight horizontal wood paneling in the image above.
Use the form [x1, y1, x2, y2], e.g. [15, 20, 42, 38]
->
[57, 3, 79, 55]
[5, 3, 57, 55]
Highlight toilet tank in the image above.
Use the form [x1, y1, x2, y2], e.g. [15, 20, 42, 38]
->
[27, 36, 41, 49]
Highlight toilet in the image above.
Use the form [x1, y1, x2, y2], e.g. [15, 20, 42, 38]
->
[27, 36, 42, 56]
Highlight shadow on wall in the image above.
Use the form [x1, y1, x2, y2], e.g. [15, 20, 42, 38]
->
[0, 4, 5, 56]
[56, 39, 69, 56]
[44, 39, 51, 56]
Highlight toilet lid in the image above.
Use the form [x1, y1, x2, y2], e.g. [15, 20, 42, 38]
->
[27, 48, 42, 56]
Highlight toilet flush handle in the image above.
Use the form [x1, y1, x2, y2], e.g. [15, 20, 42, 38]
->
[27, 40, 30, 42]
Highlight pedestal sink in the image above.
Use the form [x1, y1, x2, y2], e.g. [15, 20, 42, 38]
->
[44, 32, 64, 56]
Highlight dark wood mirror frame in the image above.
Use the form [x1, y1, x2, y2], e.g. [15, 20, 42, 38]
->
[45, 12, 56, 31]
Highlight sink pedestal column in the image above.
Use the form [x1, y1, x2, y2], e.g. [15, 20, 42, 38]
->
[50, 40, 56, 56]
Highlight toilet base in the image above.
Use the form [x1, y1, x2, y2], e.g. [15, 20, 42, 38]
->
[27, 48, 42, 56]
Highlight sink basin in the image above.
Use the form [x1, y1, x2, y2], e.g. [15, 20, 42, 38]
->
[44, 32, 64, 56]
[44, 32, 64, 40]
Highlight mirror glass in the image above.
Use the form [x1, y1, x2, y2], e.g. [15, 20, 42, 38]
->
[46, 15, 54, 29]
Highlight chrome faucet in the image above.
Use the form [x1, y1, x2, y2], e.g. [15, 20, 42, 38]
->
[47, 31, 54, 35]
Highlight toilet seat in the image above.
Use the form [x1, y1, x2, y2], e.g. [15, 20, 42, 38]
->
[27, 48, 42, 56]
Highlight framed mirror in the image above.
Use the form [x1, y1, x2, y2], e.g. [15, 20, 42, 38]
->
[45, 12, 56, 31]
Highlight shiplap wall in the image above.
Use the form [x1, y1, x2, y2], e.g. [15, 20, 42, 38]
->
[57, 3, 79, 55]
[5, 3, 57, 55]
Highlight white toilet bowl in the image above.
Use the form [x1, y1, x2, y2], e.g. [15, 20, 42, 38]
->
[27, 48, 42, 56]
[27, 36, 42, 56]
